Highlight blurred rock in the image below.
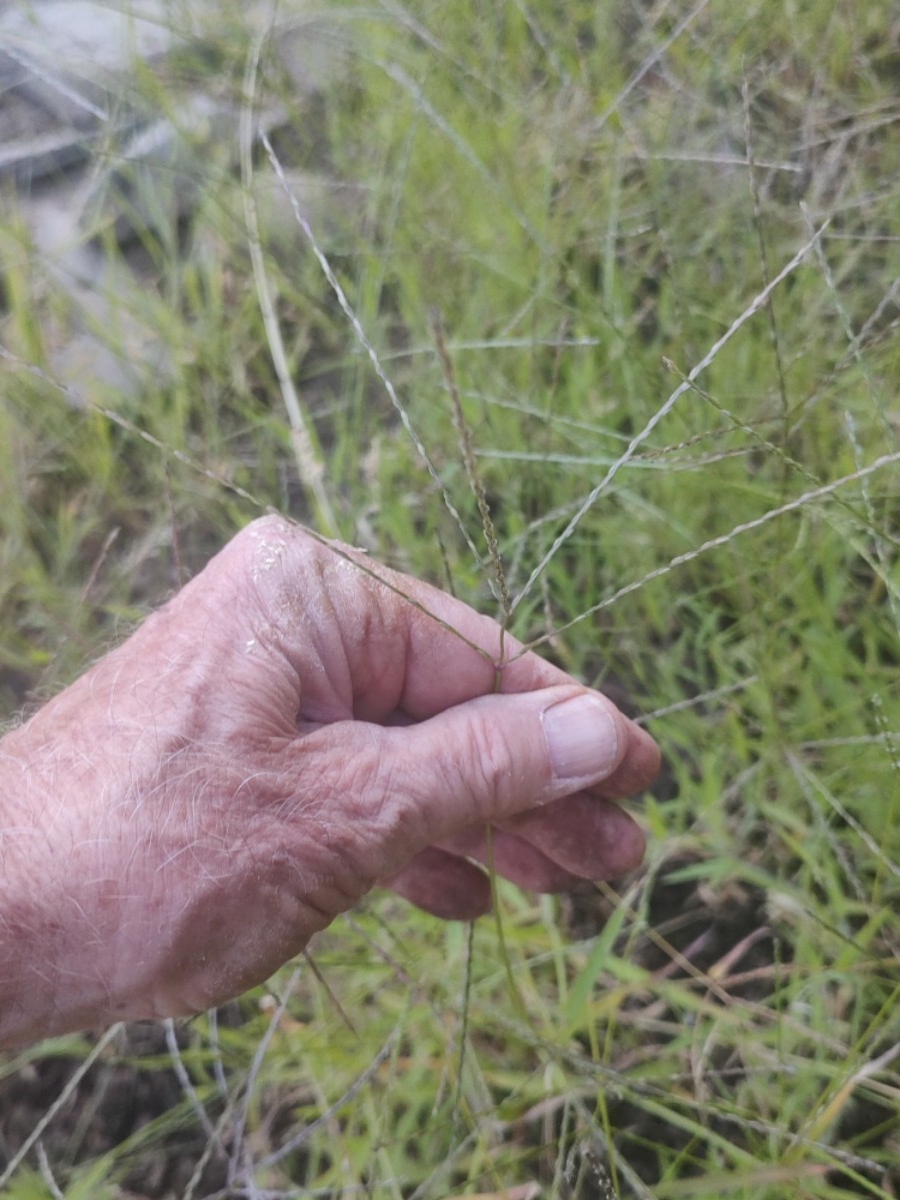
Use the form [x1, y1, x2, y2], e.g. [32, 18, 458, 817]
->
[0, 0, 353, 403]
[0, 1, 175, 184]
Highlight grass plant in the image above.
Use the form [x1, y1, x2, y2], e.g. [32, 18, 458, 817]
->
[1, 0, 899, 1196]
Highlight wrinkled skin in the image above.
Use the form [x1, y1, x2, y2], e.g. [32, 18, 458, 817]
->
[0, 517, 659, 1045]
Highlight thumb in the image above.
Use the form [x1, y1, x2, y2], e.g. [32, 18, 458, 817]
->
[337, 684, 651, 854]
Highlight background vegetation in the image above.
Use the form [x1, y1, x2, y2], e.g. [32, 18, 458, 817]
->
[1, 0, 899, 1196]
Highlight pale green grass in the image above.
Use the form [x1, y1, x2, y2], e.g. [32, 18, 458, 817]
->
[1, 1, 899, 1197]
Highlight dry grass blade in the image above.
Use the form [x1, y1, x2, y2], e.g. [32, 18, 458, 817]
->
[227, 965, 302, 1190]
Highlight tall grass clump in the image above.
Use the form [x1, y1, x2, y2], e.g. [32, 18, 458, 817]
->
[1, 0, 899, 1196]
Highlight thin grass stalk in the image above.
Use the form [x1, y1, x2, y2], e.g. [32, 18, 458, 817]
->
[241, 32, 339, 537]
[430, 310, 511, 628]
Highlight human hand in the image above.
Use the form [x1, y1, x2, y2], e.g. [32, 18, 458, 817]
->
[0, 516, 659, 1044]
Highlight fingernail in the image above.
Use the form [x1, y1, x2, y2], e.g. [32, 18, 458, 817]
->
[541, 695, 620, 781]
